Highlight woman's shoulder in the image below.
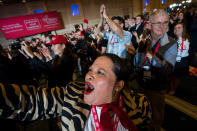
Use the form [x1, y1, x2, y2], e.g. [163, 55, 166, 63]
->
[67, 81, 84, 88]
[66, 81, 85, 96]
[121, 88, 152, 128]
[122, 89, 150, 107]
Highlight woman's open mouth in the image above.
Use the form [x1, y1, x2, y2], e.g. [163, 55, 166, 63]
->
[84, 82, 94, 95]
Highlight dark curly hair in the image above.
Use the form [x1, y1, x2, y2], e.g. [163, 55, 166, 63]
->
[111, 16, 125, 26]
[98, 53, 130, 82]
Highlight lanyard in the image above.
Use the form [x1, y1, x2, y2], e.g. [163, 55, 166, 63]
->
[177, 38, 184, 53]
[97, 40, 99, 48]
[153, 41, 161, 55]
[144, 41, 160, 63]
[91, 105, 119, 131]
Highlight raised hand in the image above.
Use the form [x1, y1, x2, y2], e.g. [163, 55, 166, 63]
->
[102, 5, 108, 19]
[41, 45, 52, 61]
[132, 31, 138, 37]
[21, 41, 35, 58]
[100, 4, 105, 18]
[125, 44, 136, 56]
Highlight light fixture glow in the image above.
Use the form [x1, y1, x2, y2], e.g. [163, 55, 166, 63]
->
[145, 0, 149, 7]
[161, 0, 165, 5]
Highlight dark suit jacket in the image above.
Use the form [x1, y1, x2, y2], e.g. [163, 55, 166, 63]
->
[130, 23, 144, 49]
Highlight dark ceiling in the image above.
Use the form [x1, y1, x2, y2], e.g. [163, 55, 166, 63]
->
[0, 0, 41, 5]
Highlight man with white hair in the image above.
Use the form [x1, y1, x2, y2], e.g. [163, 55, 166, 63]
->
[134, 9, 177, 131]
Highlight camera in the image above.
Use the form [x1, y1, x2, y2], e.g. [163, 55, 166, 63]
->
[142, 65, 151, 71]
[70, 37, 77, 41]
[10, 41, 22, 50]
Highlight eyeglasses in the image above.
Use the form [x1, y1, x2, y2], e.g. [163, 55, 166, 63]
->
[151, 21, 169, 26]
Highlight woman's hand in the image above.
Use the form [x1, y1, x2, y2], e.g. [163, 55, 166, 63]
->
[21, 41, 35, 59]
[41, 45, 53, 61]
[132, 31, 138, 37]
[125, 44, 136, 56]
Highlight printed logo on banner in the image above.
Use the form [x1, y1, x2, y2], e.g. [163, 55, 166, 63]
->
[42, 15, 58, 28]
[42, 15, 58, 24]
[0, 11, 62, 40]
[1, 23, 24, 34]
[24, 18, 41, 31]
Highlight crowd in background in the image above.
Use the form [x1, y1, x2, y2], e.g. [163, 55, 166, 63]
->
[1, 4, 197, 87]
[0, 3, 197, 131]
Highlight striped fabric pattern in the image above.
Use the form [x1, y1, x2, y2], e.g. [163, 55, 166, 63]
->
[0, 81, 151, 131]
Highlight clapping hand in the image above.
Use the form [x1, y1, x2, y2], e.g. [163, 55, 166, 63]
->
[100, 4, 105, 18]
[125, 44, 136, 56]
[20, 41, 34, 58]
[132, 31, 138, 37]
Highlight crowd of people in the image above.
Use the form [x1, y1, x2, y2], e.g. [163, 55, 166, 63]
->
[0, 3, 197, 131]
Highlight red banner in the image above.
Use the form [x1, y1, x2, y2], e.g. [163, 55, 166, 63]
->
[0, 11, 62, 40]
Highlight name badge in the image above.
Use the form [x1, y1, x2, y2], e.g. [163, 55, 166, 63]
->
[176, 55, 181, 62]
